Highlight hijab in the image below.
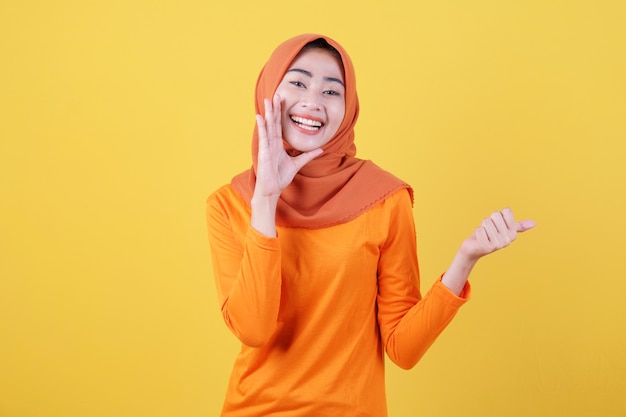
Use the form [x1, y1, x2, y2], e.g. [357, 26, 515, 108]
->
[231, 33, 413, 229]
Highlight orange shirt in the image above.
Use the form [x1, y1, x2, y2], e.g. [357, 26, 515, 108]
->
[207, 185, 470, 417]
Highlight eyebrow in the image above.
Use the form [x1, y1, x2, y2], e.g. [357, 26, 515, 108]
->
[287, 68, 345, 88]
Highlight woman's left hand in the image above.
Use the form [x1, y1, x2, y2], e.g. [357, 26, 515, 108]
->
[441, 208, 535, 295]
[459, 208, 535, 262]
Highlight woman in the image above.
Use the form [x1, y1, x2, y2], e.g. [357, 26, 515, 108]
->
[206, 33, 534, 417]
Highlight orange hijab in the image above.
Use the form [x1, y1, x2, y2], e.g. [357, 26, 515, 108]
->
[231, 34, 413, 229]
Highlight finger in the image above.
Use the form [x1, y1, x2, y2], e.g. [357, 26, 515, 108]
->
[273, 94, 281, 123]
[264, 98, 276, 143]
[484, 215, 512, 249]
[489, 211, 507, 234]
[501, 207, 515, 230]
[481, 217, 499, 244]
[273, 94, 283, 140]
[492, 209, 516, 242]
[517, 219, 536, 232]
[256, 114, 267, 147]
[473, 226, 489, 246]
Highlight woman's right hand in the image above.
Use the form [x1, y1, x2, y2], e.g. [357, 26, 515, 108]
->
[250, 94, 323, 237]
[253, 94, 323, 200]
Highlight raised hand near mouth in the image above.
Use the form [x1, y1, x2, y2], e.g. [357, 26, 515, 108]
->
[251, 94, 323, 237]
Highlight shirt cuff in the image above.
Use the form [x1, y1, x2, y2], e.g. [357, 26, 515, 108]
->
[246, 226, 280, 251]
[435, 275, 472, 304]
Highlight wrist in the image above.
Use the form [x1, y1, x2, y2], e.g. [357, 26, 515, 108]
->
[441, 251, 479, 296]
[251, 193, 279, 210]
[250, 195, 279, 238]
[454, 249, 480, 268]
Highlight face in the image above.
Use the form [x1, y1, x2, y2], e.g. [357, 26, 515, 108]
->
[275, 48, 346, 153]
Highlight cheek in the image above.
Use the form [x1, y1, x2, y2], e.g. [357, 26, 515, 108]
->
[280, 107, 291, 129]
[332, 104, 346, 128]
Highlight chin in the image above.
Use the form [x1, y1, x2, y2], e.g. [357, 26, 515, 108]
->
[286, 143, 317, 153]
[285, 134, 331, 154]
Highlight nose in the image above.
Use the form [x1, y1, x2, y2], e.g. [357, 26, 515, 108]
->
[301, 89, 321, 110]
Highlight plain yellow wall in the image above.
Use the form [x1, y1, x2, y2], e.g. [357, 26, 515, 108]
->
[1, 1, 625, 416]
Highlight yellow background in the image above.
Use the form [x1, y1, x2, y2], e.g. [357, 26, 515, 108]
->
[1, 1, 625, 416]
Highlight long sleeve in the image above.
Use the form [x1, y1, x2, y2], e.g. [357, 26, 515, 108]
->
[376, 190, 470, 369]
[206, 186, 282, 347]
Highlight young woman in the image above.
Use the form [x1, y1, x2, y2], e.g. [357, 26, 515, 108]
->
[206, 33, 535, 417]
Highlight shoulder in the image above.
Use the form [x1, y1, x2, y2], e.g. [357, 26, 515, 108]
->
[368, 187, 414, 221]
[383, 187, 413, 207]
[206, 185, 252, 238]
[206, 184, 249, 218]
[207, 184, 243, 205]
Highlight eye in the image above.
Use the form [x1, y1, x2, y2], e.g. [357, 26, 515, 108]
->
[290, 81, 305, 88]
[323, 90, 341, 96]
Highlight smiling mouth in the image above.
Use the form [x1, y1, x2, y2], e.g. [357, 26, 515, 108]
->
[290, 116, 324, 131]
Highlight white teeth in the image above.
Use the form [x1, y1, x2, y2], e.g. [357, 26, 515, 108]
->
[291, 116, 323, 130]
[297, 124, 319, 131]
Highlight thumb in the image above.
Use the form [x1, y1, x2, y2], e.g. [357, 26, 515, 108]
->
[292, 148, 323, 171]
[516, 219, 536, 232]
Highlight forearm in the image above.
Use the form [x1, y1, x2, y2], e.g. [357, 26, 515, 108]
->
[384, 280, 470, 369]
[207, 191, 282, 347]
[220, 227, 282, 347]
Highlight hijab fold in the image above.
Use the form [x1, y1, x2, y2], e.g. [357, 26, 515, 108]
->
[231, 34, 413, 229]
